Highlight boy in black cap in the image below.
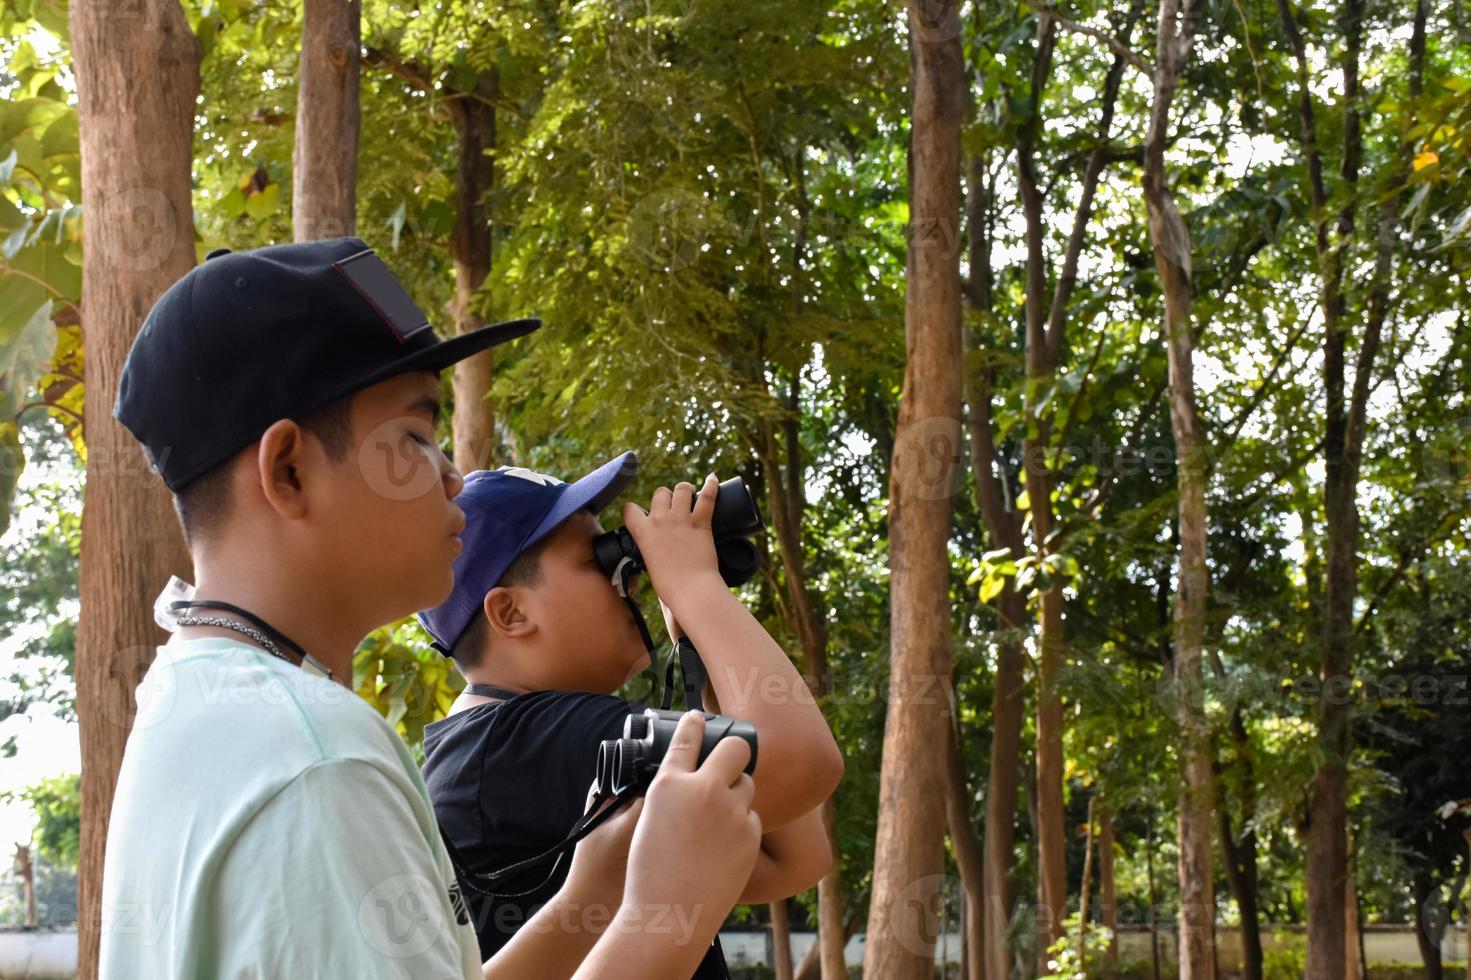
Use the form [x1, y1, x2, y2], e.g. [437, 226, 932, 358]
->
[418, 454, 844, 977]
[101, 237, 763, 979]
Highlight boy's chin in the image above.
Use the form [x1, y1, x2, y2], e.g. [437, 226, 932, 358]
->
[620, 653, 652, 686]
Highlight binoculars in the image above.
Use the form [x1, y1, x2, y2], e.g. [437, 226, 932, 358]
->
[596, 708, 759, 797]
[591, 476, 765, 589]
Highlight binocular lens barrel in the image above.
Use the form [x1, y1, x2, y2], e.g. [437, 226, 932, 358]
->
[591, 477, 765, 589]
[595, 708, 759, 797]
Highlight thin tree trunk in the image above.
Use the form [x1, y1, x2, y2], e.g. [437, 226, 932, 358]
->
[1015, 19, 1065, 963]
[1344, 828, 1360, 980]
[1464, 827, 1471, 980]
[863, 3, 964, 977]
[1141, 1, 1216, 977]
[946, 720, 985, 980]
[1415, 871, 1446, 980]
[1014, 6, 1137, 956]
[1147, 811, 1161, 980]
[69, 1, 199, 975]
[1099, 807, 1118, 970]
[772, 899, 794, 980]
[293, 0, 360, 240]
[16, 845, 35, 928]
[962, 149, 1026, 980]
[447, 78, 498, 472]
[1219, 708, 1264, 980]
[1077, 795, 1096, 974]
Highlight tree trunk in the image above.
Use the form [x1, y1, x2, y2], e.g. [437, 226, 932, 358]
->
[1099, 807, 1118, 970]
[1219, 708, 1264, 980]
[447, 79, 499, 473]
[1465, 827, 1471, 980]
[1077, 795, 1096, 973]
[1142, 1, 1216, 977]
[1344, 828, 1360, 980]
[293, 0, 360, 240]
[946, 720, 985, 980]
[1014, 5, 1136, 953]
[772, 899, 794, 980]
[1414, 871, 1446, 980]
[68, 1, 199, 975]
[961, 148, 1026, 980]
[16, 845, 35, 928]
[862, 4, 964, 977]
[757, 397, 849, 980]
[1147, 811, 1162, 980]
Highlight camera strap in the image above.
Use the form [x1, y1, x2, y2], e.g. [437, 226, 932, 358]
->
[437, 787, 638, 900]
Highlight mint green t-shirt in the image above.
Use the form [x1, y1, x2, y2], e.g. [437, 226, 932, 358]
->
[98, 636, 482, 980]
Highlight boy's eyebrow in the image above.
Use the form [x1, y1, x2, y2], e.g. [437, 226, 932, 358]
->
[407, 395, 441, 424]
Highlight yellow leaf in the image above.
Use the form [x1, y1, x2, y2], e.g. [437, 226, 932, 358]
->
[1413, 148, 1440, 172]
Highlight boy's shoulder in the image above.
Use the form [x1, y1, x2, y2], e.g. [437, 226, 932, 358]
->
[422, 689, 646, 786]
[128, 636, 417, 782]
[425, 688, 639, 750]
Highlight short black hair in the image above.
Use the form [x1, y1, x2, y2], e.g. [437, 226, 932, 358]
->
[447, 509, 594, 671]
[171, 392, 357, 548]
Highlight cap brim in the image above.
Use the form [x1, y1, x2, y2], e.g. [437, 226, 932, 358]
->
[523, 451, 638, 551]
[356, 317, 542, 389]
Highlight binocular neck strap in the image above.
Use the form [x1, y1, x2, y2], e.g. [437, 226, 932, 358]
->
[168, 598, 334, 681]
[438, 787, 637, 900]
[465, 684, 523, 700]
[660, 638, 707, 712]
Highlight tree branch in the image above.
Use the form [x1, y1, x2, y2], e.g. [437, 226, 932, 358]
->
[1022, 0, 1154, 81]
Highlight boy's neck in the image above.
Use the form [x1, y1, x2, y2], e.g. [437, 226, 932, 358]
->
[179, 563, 364, 685]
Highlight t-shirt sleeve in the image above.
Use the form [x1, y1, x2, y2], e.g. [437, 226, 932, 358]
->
[205, 758, 481, 980]
[481, 692, 642, 836]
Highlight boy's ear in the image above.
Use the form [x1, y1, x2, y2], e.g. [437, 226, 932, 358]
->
[483, 587, 536, 640]
[255, 418, 310, 519]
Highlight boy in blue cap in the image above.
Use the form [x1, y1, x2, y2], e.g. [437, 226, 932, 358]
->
[102, 238, 763, 979]
[418, 454, 844, 978]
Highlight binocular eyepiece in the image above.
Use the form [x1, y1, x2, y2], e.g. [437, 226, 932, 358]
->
[591, 476, 764, 589]
[595, 708, 759, 797]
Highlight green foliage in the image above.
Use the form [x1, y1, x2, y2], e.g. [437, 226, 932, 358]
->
[1, 772, 80, 869]
[1, 0, 1469, 965]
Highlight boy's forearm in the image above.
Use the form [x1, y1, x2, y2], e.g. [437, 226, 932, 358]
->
[665, 573, 844, 827]
[739, 807, 834, 905]
[570, 925, 717, 980]
[481, 886, 612, 980]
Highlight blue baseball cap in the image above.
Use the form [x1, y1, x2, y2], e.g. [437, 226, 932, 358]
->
[417, 451, 639, 654]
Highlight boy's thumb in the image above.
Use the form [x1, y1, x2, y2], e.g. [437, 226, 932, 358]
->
[659, 711, 707, 774]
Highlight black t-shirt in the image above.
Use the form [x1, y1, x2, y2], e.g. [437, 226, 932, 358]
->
[421, 690, 730, 979]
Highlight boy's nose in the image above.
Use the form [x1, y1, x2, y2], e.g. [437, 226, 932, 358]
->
[443, 458, 465, 499]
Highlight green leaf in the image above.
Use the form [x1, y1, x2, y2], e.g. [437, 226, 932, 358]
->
[979, 573, 1006, 603]
[244, 182, 280, 221]
[0, 422, 22, 538]
[0, 299, 56, 418]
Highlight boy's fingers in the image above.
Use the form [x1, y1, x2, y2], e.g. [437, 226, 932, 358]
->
[620, 501, 649, 528]
[692, 473, 718, 525]
[649, 485, 673, 514]
[657, 711, 707, 774]
[701, 732, 753, 784]
[730, 772, 756, 810]
[671, 481, 696, 514]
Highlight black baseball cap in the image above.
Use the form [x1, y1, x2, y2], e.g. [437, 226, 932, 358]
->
[114, 237, 540, 492]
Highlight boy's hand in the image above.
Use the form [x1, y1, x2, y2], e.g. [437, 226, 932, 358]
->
[564, 785, 644, 912]
[621, 475, 723, 606]
[620, 712, 761, 931]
